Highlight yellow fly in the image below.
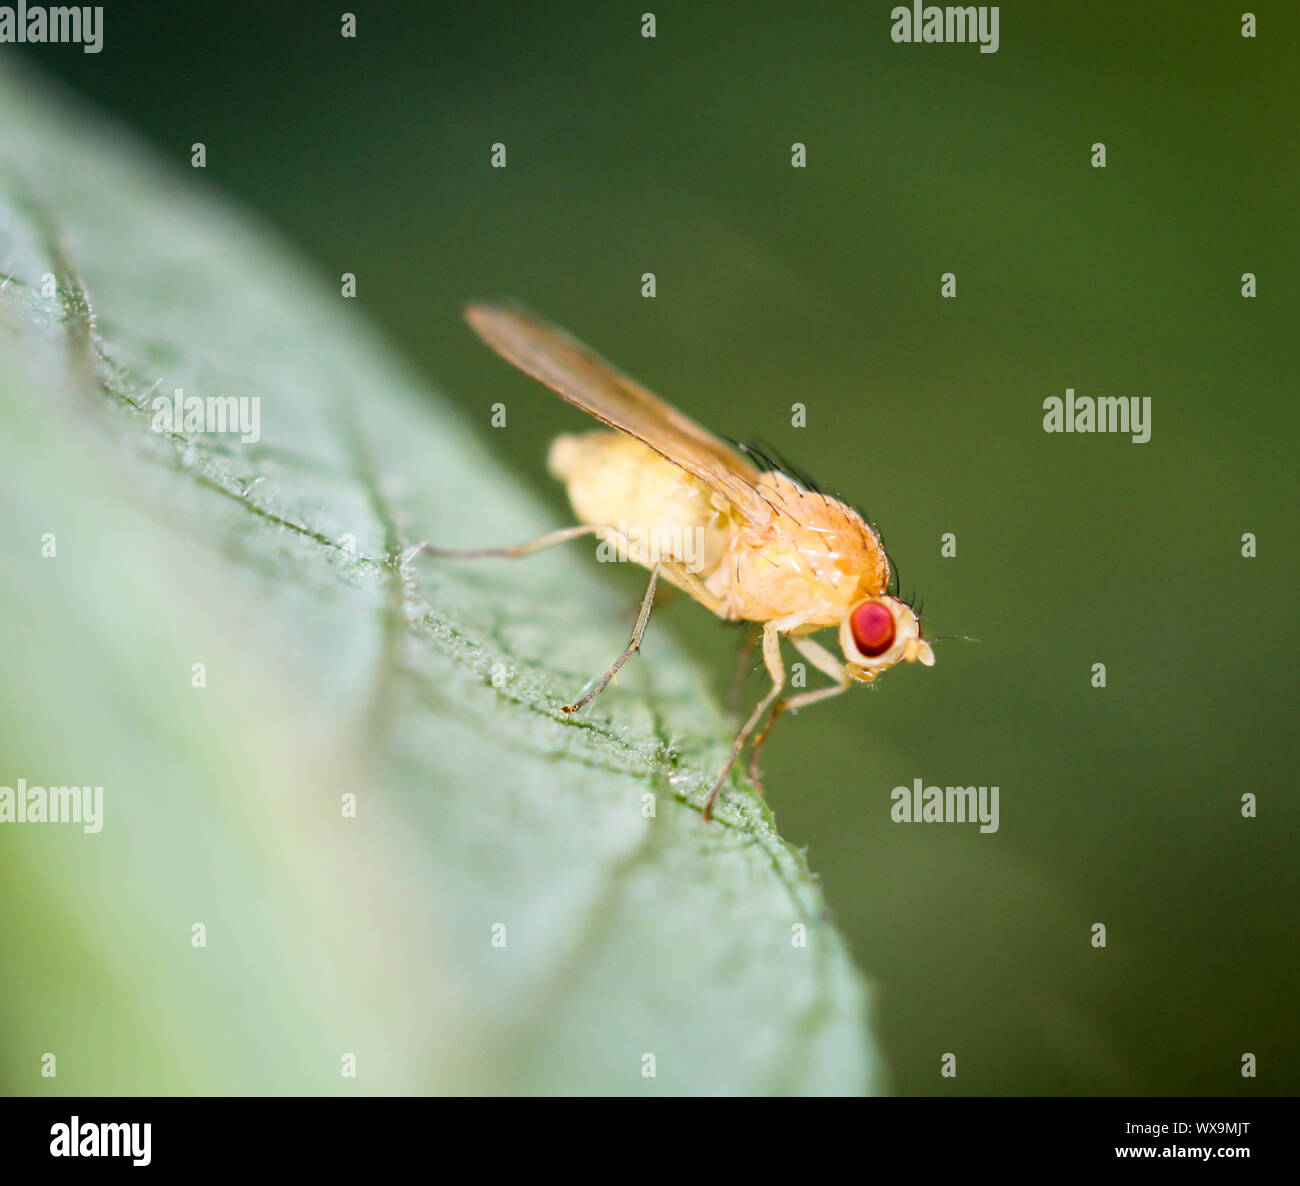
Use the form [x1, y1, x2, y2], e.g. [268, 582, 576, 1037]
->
[425, 303, 934, 819]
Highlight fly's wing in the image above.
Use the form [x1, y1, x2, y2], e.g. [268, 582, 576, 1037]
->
[466, 302, 773, 527]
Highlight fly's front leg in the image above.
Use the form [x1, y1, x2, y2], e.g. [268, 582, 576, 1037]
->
[561, 562, 661, 714]
[415, 523, 598, 562]
[703, 621, 786, 821]
[747, 635, 851, 793]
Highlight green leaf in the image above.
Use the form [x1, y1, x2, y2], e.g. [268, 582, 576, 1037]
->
[0, 66, 879, 1095]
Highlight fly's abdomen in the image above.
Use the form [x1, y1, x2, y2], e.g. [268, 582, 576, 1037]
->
[549, 431, 731, 577]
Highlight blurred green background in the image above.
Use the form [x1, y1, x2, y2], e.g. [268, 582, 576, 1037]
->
[17, 0, 1298, 1093]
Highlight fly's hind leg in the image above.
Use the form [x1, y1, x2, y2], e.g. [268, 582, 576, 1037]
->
[558, 541, 724, 715]
[420, 520, 655, 715]
[416, 523, 598, 562]
[421, 523, 721, 720]
[746, 635, 853, 794]
[561, 562, 661, 714]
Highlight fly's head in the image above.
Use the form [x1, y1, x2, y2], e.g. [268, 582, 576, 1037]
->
[839, 596, 934, 681]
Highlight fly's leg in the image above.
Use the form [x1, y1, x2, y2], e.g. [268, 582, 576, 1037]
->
[745, 683, 849, 795]
[418, 525, 719, 718]
[561, 549, 722, 713]
[725, 624, 762, 726]
[415, 524, 598, 561]
[561, 562, 661, 714]
[746, 635, 852, 794]
[607, 576, 675, 626]
[703, 621, 785, 821]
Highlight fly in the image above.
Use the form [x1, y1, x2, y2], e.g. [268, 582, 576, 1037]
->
[422, 303, 935, 820]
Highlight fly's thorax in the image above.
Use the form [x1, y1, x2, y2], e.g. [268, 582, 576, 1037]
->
[711, 524, 864, 623]
[711, 473, 889, 623]
[549, 430, 732, 575]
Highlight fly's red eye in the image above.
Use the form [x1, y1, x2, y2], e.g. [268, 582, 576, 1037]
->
[850, 601, 896, 658]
